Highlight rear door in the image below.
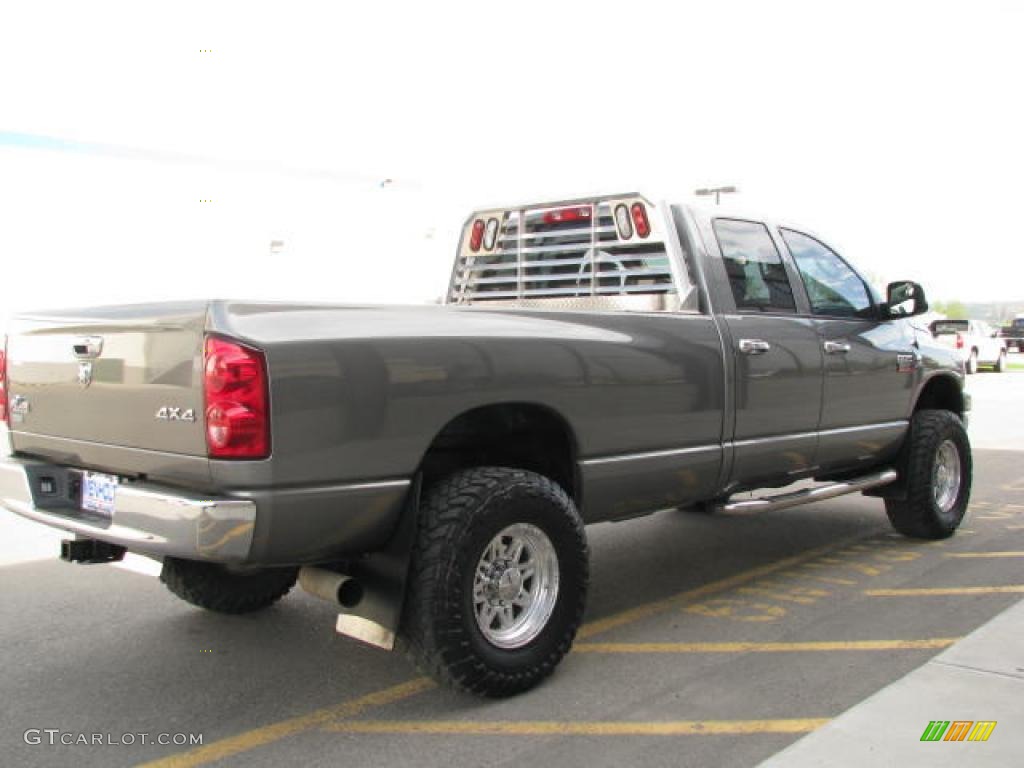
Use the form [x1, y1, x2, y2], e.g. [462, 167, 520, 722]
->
[703, 218, 823, 487]
[778, 228, 913, 471]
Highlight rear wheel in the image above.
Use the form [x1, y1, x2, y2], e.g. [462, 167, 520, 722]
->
[160, 558, 298, 614]
[885, 409, 971, 539]
[966, 349, 978, 374]
[400, 467, 588, 697]
[995, 349, 1007, 372]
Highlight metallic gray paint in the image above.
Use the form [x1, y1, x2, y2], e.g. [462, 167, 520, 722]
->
[0, 205, 966, 567]
[7, 302, 207, 458]
[207, 301, 727, 528]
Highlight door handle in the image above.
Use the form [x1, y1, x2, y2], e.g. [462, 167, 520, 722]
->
[738, 339, 772, 355]
[823, 340, 852, 354]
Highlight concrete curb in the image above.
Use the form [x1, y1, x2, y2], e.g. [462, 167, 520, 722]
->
[757, 597, 1024, 767]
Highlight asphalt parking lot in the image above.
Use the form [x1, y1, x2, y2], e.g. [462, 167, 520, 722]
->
[2, 370, 1022, 768]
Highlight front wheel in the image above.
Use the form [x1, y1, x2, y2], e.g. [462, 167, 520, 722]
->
[885, 410, 972, 539]
[400, 467, 588, 697]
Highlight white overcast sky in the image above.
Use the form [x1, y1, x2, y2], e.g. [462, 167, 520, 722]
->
[1, 0, 1022, 323]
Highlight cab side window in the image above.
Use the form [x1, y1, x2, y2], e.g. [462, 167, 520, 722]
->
[780, 229, 873, 318]
[713, 219, 795, 312]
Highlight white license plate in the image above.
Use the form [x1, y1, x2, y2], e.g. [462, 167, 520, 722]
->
[81, 472, 119, 518]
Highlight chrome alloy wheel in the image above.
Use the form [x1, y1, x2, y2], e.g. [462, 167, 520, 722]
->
[932, 439, 962, 514]
[472, 523, 560, 649]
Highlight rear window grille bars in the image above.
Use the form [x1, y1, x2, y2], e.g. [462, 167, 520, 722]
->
[448, 196, 679, 307]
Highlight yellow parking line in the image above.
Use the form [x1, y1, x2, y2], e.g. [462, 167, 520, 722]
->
[137, 678, 434, 768]
[325, 718, 830, 736]
[574, 638, 959, 653]
[141, 535, 864, 766]
[811, 576, 858, 585]
[944, 552, 1024, 558]
[577, 536, 863, 640]
[865, 586, 1024, 597]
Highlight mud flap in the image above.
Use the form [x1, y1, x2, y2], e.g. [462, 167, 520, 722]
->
[335, 476, 421, 650]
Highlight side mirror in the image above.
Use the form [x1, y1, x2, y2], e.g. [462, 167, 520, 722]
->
[884, 280, 928, 318]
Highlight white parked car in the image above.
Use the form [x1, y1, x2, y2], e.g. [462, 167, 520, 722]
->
[929, 319, 1007, 373]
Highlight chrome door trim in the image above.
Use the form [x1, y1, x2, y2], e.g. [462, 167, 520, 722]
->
[733, 420, 907, 448]
[579, 421, 907, 466]
[579, 443, 721, 467]
[823, 340, 852, 354]
[738, 338, 772, 355]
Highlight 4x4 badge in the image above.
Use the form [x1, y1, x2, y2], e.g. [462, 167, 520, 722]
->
[156, 407, 196, 423]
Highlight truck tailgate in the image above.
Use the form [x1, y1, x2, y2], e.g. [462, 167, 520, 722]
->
[6, 302, 209, 465]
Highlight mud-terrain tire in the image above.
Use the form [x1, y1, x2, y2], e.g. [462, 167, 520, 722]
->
[400, 467, 588, 697]
[160, 558, 298, 614]
[885, 410, 971, 540]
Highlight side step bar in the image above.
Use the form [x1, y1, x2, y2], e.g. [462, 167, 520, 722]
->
[714, 469, 898, 515]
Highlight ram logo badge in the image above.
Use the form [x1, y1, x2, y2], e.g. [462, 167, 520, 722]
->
[156, 407, 196, 423]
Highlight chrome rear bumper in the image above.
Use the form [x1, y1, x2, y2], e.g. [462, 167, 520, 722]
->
[0, 456, 255, 562]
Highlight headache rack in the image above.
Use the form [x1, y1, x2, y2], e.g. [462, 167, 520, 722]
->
[447, 194, 697, 312]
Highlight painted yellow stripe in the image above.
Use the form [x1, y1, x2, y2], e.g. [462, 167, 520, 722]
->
[574, 638, 959, 653]
[577, 536, 863, 640]
[865, 585, 1024, 596]
[325, 718, 830, 736]
[137, 678, 434, 768]
[944, 552, 1024, 558]
[141, 536, 863, 766]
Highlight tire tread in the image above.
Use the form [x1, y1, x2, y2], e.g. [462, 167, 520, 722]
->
[401, 467, 588, 697]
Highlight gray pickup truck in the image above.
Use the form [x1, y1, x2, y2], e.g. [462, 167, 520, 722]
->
[0, 194, 971, 697]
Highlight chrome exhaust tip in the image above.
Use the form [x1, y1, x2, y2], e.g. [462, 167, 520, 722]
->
[298, 567, 364, 608]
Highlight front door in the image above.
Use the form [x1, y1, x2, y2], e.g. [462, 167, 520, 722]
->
[778, 228, 914, 471]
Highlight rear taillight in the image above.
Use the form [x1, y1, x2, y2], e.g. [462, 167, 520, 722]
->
[203, 337, 269, 459]
[542, 206, 592, 224]
[0, 336, 8, 425]
[955, 333, 964, 350]
[469, 219, 485, 252]
[630, 202, 651, 238]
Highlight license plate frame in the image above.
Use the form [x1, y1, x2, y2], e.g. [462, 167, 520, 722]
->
[81, 471, 119, 519]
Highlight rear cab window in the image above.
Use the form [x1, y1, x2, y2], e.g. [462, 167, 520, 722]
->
[712, 219, 796, 313]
